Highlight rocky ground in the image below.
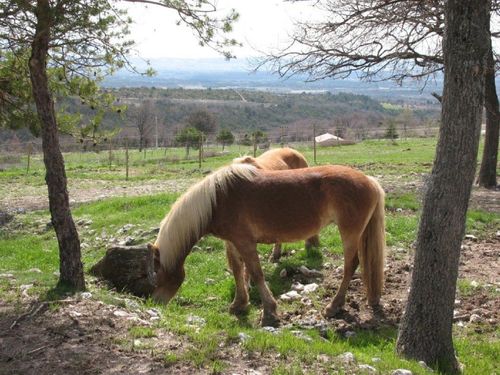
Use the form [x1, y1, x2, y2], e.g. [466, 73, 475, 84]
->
[0, 174, 498, 374]
[0, 235, 498, 375]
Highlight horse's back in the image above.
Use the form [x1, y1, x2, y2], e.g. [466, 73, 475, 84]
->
[211, 165, 381, 244]
[255, 147, 309, 170]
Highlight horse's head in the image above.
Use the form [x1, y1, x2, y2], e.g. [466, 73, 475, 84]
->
[233, 155, 261, 168]
[148, 243, 185, 304]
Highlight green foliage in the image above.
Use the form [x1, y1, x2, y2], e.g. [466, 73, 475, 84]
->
[384, 120, 399, 140]
[175, 126, 201, 156]
[215, 128, 235, 149]
[187, 109, 217, 134]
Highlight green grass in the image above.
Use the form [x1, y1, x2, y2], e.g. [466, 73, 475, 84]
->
[1, 138, 498, 374]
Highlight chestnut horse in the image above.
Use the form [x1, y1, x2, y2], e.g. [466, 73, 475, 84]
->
[149, 163, 385, 327]
[233, 147, 320, 261]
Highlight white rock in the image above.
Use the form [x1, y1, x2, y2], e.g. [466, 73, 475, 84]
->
[344, 330, 356, 338]
[279, 268, 287, 278]
[464, 234, 478, 241]
[469, 314, 482, 323]
[20, 284, 33, 291]
[113, 310, 132, 318]
[316, 354, 330, 363]
[186, 314, 206, 326]
[81, 292, 92, 299]
[298, 265, 322, 278]
[146, 308, 160, 318]
[303, 283, 319, 294]
[392, 369, 413, 375]
[261, 326, 279, 334]
[291, 282, 304, 292]
[359, 364, 377, 373]
[0, 273, 15, 278]
[118, 224, 134, 234]
[280, 290, 301, 301]
[371, 357, 382, 363]
[238, 332, 251, 342]
[28, 268, 42, 273]
[338, 351, 355, 363]
[69, 310, 83, 318]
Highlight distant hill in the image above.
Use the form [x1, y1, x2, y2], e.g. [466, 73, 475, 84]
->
[103, 58, 444, 105]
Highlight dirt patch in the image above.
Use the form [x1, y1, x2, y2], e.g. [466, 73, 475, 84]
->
[0, 178, 195, 214]
[1, 238, 498, 374]
[1, 173, 498, 215]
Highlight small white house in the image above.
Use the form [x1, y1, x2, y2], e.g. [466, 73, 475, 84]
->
[315, 132, 345, 147]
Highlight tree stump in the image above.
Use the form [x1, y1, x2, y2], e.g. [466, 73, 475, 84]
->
[90, 244, 155, 297]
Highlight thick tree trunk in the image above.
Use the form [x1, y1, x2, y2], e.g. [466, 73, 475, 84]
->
[29, 0, 85, 290]
[478, 46, 499, 188]
[396, 1, 489, 373]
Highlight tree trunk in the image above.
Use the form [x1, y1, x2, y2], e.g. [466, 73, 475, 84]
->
[29, 0, 85, 290]
[478, 46, 499, 188]
[396, 1, 489, 373]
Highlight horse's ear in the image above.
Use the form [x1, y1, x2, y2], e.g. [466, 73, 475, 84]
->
[241, 156, 254, 164]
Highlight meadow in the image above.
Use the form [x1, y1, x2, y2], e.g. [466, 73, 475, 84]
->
[0, 138, 498, 374]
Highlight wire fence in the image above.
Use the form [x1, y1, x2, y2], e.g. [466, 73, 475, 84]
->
[0, 123, 440, 174]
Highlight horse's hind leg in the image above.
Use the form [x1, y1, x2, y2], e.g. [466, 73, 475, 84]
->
[236, 241, 280, 327]
[324, 234, 360, 318]
[269, 242, 282, 262]
[226, 241, 249, 314]
[305, 234, 320, 255]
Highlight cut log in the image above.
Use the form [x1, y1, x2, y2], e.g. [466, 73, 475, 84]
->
[90, 244, 155, 297]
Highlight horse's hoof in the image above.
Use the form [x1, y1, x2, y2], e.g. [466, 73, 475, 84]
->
[323, 304, 342, 318]
[260, 312, 280, 328]
[229, 303, 249, 315]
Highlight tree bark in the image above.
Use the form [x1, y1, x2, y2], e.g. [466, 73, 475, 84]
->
[396, 1, 489, 373]
[478, 46, 499, 188]
[29, 0, 85, 290]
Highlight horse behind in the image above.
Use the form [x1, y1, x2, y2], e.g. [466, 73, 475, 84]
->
[149, 164, 385, 327]
[233, 147, 319, 261]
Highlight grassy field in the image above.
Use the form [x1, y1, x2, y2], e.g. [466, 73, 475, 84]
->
[0, 138, 498, 374]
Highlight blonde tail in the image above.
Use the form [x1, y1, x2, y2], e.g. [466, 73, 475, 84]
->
[359, 179, 386, 305]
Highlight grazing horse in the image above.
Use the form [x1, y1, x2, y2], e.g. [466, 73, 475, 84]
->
[233, 147, 320, 261]
[149, 163, 385, 327]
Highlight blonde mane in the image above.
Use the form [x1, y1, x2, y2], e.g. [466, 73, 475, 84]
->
[155, 163, 257, 271]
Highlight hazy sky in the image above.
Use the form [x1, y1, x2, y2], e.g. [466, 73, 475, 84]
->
[125, 0, 313, 60]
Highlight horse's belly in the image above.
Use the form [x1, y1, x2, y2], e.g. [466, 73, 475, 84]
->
[251, 222, 319, 244]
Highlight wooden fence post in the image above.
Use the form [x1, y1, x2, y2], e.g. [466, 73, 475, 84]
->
[125, 138, 129, 181]
[26, 143, 32, 173]
[108, 138, 113, 170]
[313, 124, 317, 164]
[198, 133, 203, 169]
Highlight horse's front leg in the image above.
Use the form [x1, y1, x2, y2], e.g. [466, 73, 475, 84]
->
[324, 235, 359, 318]
[236, 241, 280, 327]
[226, 241, 249, 314]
